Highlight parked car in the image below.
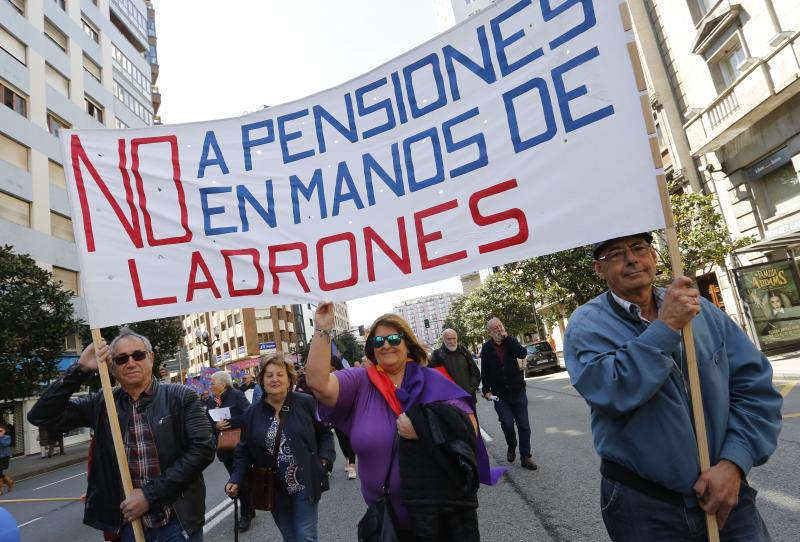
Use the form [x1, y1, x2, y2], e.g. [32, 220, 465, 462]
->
[523, 341, 559, 376]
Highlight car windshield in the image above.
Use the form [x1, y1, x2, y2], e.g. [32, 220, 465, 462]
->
[526, 342, 552, 354]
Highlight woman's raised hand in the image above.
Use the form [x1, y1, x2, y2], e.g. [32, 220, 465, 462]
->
[314, 301, 335, 331]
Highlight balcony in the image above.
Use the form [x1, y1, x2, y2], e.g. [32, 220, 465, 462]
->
[685, 31, 800, 156]
[151, 85, 161, 114]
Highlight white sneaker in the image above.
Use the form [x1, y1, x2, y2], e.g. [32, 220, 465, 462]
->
[347, 465, 357, 480]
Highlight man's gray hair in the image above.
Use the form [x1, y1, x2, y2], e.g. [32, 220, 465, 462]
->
[486, 317, 501, 330]
[210, 370, 232, 388]
[110, 327, 153, 353]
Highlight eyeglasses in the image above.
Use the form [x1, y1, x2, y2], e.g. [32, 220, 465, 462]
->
[597, 242, 652, 263]
[370, 333, 403, 348]
[112, 350, 148, 365]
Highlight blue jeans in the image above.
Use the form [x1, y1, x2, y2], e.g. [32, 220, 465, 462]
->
[271, 486, 319, 542]
[120, 515, 202, 542]
[493, 389, 532, 458]
[600, 477, 771, 541]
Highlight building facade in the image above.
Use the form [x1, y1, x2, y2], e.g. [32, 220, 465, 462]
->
[181, 305, 300, 376]
[635, 0, 800, 352]
[1, 0, 159, 455]
[393, 292, 461, 347]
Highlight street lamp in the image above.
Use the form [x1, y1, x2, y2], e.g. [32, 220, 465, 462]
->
[195, 325, 220, 367]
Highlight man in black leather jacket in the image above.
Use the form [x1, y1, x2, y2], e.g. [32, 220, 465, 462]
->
[28, 329, 214, 541]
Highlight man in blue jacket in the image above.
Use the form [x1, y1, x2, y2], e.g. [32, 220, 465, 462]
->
[565, 232, 782, 541]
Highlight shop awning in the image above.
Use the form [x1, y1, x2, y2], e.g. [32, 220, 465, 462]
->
[735, 231, 800, 254]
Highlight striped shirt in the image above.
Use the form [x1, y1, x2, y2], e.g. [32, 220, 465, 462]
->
[125, 382, 171, 529]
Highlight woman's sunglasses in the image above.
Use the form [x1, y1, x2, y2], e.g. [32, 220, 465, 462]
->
[369, 333, 403, 348]
[112, 350, 148, 365]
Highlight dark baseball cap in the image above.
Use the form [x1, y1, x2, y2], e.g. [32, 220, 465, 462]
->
[592, 232, 653, 260]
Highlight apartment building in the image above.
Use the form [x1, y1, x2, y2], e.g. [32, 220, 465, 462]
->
[181, 305, 300, 377]
[1, 0, 159, 455]
[393, 292, 461, 347]
[633, 0, 800, 352]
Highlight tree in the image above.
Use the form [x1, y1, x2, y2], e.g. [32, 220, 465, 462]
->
[445, 271, 535, 348]
[504, 246, 607, 319]
[0, 246, 81, 401]
[79, 317, 184, 379]
[658, 186, 753, 278]
[333, 330, 364, 364]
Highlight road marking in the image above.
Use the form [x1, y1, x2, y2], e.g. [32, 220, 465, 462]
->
[784, 413, 800, 418]
[779, 382, 796, 398]
[203, 499, 234, 533]
[480, 427, 493, 442]
[757, 488, 800, 512]
[18, 517, 43, 528]
[205, 498, 233, 520]
[33, 471, 87, 491]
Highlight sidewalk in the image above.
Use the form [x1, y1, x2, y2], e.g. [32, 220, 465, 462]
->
[768, 351, 800, 380]
[6, 441, 90, 482]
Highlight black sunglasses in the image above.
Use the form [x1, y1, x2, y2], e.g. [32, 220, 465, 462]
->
[112, 350, 148, 365]
[370, 333, 403, 348]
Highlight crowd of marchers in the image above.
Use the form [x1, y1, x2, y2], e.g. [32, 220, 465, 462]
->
[25, 232, 783, 542]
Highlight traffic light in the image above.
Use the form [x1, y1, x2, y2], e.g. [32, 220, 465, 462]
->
[424, 318, 430, 329]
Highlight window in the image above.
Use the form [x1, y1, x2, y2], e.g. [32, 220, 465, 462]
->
[45, 64, 69, 96]
[52, 266, 79, 295]
[762, 164, 800, 218]
[114, 117, 129, 129]
[82, 18, 99, 43]
[0, 26, 26, 65]
[111, 44, 151, 97]
[0, 132, 28, 171]
[112, 0, 148, 37]
[52, 0, 65, 9]
[1, 80, 26, 117]
[49, 160, 66, 188]
[227, 315, 233, 328]
[237, 336, 244, 348]
[65, 333, 79, 353]
[85, 96, 103, 123]
[6, 0, 24, 15]
[44, 19, 67, 52]
[83, 54, 101, 82]
[716, 44, 746, 88]
[0, 190, 30, 226]
[47, 111, 70, 136]
[50, 212, 74, 242]
[113, 81, 152, 124]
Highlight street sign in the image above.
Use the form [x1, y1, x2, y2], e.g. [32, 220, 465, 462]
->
[238, 345, 246, 354]
[259, 341, 277, 353]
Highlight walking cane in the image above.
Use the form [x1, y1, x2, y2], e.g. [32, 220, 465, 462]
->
[233, 496, 239, 542]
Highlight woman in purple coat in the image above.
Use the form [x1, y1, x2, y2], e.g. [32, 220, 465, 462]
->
[306, 302, 502, 541]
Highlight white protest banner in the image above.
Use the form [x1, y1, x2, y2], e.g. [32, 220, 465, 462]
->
[62, 0, 664, 328]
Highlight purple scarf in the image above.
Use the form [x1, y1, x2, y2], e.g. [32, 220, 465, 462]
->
[395, 362, 505, 485]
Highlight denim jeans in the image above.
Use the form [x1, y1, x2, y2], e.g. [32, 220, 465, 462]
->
[271, 486, 319, 542]
[493, 389, 532, 457]
[600, 477, 771, 541]
[120, 515, 202, 542]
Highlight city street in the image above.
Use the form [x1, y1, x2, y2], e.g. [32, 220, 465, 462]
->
[3, 372, 798, 541]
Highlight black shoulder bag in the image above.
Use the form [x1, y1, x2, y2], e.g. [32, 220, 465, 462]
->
[357, 435, 400, 542]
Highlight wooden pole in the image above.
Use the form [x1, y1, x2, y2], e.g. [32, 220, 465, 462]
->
[621, 3, 720, 540]
[91, 329, 146, 542]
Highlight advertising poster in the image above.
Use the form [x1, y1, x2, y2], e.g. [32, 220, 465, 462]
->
[736, 259, 800, 351]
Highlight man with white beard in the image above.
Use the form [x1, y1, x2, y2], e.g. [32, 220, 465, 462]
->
[429, 328, 481, 398]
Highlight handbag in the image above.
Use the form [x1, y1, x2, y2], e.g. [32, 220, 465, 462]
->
[357, 436, 399, 542]
[249, 399, 289, 511]
[216, 428, 241, 451]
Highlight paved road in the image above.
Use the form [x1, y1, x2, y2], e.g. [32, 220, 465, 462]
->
[4, 372, 798, 541]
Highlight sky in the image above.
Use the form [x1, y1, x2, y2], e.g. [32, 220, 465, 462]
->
[152, 0, 465, 326]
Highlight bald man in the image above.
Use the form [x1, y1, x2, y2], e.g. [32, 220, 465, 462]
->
[430, 329, 481, 398]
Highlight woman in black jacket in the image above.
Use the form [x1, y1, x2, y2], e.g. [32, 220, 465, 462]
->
[226, 354, 335, 542]
[206, 370, 254, 532]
